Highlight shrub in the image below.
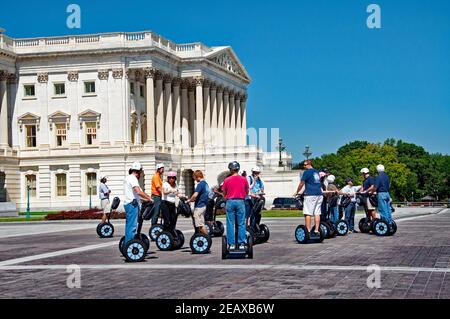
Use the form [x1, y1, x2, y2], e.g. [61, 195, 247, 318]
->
[45, 209, 126, 221]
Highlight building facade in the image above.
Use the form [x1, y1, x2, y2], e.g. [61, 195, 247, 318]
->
[0, 29, 295, 212]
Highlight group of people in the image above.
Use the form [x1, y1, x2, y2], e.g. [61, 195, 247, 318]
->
[294, 159, 394, 236]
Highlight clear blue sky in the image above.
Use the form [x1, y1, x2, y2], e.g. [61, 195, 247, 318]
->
[1, 0, 449, 162]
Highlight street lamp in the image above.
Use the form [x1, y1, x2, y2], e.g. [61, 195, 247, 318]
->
[277, 138, 286, 167]
[26, 180, 31, 220]
[88, 182, 93, 210]
[303, 145, 312, 160]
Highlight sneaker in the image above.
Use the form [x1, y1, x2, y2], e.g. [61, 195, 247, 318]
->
[229, 245, 236, 250]
[239, 244, 246, 251]
[353, 229, 359, 233]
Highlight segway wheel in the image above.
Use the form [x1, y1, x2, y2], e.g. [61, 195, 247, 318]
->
[389, 220, 397, 236]
[123, 239, 147, 262]
[320, 222, 331, 239]
[136, 234, 150, 252]
[156, 231, 174, 251]
[222, 236, 228, 260]
[259, 224, 270, 243]
[149, 224, 164, 241]
[190, 234, 212, 254]
[310, 227, 325, 243]
[204, 223, 212, 236]
[359, 218, 371, 233]
[214, 221, 225, 237]
[97, 222, 114, 238]
[336, 220, 349, 236]
[119, 236, 126, 255]
[175, 230, 185, 249]
[325, 220, 336, 237]
[295, 225, 309, 244]
[373, 219, 390, 237]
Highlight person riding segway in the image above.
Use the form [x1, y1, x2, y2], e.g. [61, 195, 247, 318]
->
[294, 160, 325, 244]
[204, 187, 226, 237]
[339, 178, 360, 234]
[245, 167, 269, 244]
[148, 163, 165, 241]
[222, 161, 253, 259]
[371, 165, 397, 236]
[96, 175, 121, 238]
[357, 168, 377, 233]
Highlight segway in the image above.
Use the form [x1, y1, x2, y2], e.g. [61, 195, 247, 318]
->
[155, 203, 185, 251]
[248, 194, 270, 245]
[119, 201, 153, 262]
[149, 215, 164, 242]
[357, 193, 373, 233]
[204, 190, 226, 237]
[367, 193, 397, 236]
[172, 197, 212, 254]
[96, 197, 121, 238]
[295, 224, 325, 244]
[222, 215, 254, 260]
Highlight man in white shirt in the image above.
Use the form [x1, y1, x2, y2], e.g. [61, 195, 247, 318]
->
[340, 178, 362, 233]
[124, 162, 153, 244]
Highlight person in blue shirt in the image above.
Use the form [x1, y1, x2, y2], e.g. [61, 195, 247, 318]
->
[187, 170, 210, 236]
[294, 160, 323, 235]
[360, 168, 377, 221]
[374, 164, 393, 223]
[245, 166, 265, 229]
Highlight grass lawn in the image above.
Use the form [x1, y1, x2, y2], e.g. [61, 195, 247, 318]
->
[18, 211, 59, 216]
[262, 210, 304, 218]
[0, 216, 47, 223]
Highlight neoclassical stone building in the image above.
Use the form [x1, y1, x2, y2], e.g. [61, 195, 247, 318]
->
[0, 29, 295, 212]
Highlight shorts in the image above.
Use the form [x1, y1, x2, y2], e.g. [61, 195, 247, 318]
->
[303, 196, 323, 216]
[193, 206, 206, 227]
[366, 198, 375, 210]
[101, 199, 111, 213]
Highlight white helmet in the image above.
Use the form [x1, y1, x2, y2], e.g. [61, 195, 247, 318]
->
[326, 175, 336, 183]
[377, 164, 385, 172]
[361, 168, 370, 174]
[131, 162, 143, 171]
[251, 166, 262, 173]
[156, 163, 165, 170]
[100, 175, 108, 180]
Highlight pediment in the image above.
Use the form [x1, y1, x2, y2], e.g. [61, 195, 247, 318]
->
[18, 112, 40, 122]
[49, 111, 70, 119]
[207, 48, 251, 82]
[78, 109, 100, 118]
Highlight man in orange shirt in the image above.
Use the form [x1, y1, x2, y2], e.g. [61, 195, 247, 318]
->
[150, 163, 165, 226]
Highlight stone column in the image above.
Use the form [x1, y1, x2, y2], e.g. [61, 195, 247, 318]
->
[216, 87, 224, 147]
[181, 80, 190, 148]
[203, 80, 211, 145]
[0, 71, 8, 147]
[144, 68, 156, 144]
[235, 93, 242, 147]
[229, 91, 236, 147]
[188, 82, 196, 148]
[164, 75, 173, 145]
[194, 77, 204, 147]
[172, 78, 182, 146]
[155, 72, 164, 144]
[241, 94, 248, 145]
[210, 84, 217, 146]
[223, 89, 230, 147]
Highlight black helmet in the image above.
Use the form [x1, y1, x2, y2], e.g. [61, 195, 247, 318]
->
[228, 161, 240, 172]
[321, 168, 330, 174]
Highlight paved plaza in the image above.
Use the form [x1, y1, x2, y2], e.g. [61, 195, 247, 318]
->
[0, 208, 449, 299]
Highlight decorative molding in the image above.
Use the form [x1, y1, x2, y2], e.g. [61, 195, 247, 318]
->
[98, 69, 109, 81]
[194, 76, 204, 86]
[209, 51, 246, 78]
[78, 109, 101, 129]
[48, 111, 71, 131]
[144, 67, 156, 79]
[112, 68, 124, 79]
[67, 71, 79, 82]
[37, 72, 48, 83]
[18, 112, 41, 132]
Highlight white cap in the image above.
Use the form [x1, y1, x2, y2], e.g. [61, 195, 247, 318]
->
[131, 162, 143, 171]
[251, 166, 262, 173]
[361, 168, 370, 174]
[377, 164, 385, 172]
[156, 163, 165, 170]
[326, 175, 336, 183]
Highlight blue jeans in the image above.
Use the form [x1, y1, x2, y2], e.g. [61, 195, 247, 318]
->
[329, 206, 339, 223]
[378, 192, 393, 223]
[124, 201, 139, 244]
[344, 202, 356, 231]
[226, 199, 247, 246]
[150, 195, 162, 226]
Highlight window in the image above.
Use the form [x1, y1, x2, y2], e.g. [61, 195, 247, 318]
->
[85, 122, 97, 145]
[24, 85, 35, 97]
[86, 173, 97, 196]
[25, 175, 37, 197]
[55, 123, 67, 147]
[140, 85, 145, 97]
[54, 83, 65, 95]
[130, 82, 135, 95]
[84, 81, 96, 94]
[56, 174, 67, 197]
[26, 125, 37, 148]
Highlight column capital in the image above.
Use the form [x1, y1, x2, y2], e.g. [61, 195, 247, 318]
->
[172, 77, 182, 87]
[203, 79, 211, 89]
[223, 87, 230, 95]
[229, 90, 236, 98]
[217, 86, 224, 94]
[194, 76, 205, 87]
[98, 69, 109, 81]
[67, 71, 79, 82]
[241, 94, 248, 102]
[210, 82, 217, 91]
[155, 70, 164, 81]
[112, 68, 124, 79]
[7, 73, 17, 84]
[144, 67, 157, 79]
[163, 74, 173, 84]
[0, 70, 10, 81]
[37, 72, 49, 83]
[134, 69, 143, 82]
[181, 78, 189, 90]
[188, 80, 196, 92]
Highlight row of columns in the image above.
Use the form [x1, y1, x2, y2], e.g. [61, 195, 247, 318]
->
[141, 68, 247, 149]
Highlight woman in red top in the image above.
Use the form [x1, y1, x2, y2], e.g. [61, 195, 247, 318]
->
[222, 161, 249, 250]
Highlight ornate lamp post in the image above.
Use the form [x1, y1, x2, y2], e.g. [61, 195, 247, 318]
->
[277, 138, 286, 167]
[26, 180, 31, 220]
[88, 182, 93, 210]
[303, 145, 312, 160]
